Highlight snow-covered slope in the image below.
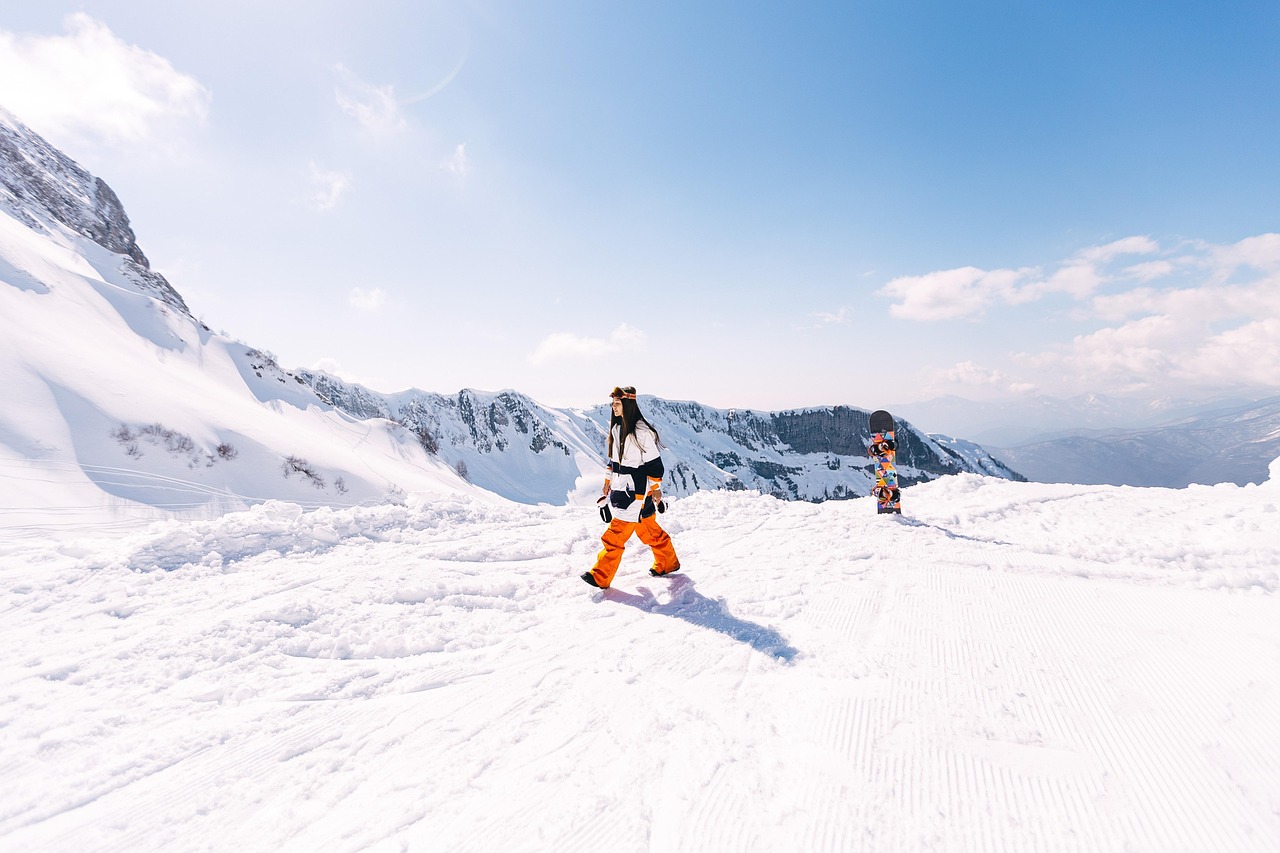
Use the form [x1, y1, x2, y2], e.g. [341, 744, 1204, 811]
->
[0, 107, 473, 525]
[2, 463, 1277, 850]
[990, 396, 1280, 487]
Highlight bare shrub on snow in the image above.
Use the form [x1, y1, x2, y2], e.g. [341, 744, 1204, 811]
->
[112, 423, 214, 468]
[283, 455, 326, 489]
[112, 425, 142, 458]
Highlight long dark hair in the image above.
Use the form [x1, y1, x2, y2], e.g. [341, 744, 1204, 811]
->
[608, 386, 659, 460]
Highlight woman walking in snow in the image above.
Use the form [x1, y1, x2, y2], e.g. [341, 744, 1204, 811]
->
[581, 386, 681, 588]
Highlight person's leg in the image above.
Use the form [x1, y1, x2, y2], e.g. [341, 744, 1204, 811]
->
[586, 519, 635, 588]
[635, 515, 680, 575]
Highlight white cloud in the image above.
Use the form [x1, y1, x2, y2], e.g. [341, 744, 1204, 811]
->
[1186, 318, 1280, 387]
[445, 144, 470, 179]
[0, 14, 211, 152]
[1210, 232, 1280, 273]
[307, 162, 352, 212]
[528, 324, 647, 366]
[1077, 236, 1160, 264]
[880, 266, 1030, 321]
[923, 361, 1038, 396]
[1121, 260, 1177, 282]
[1040, 233, 1280, 394]
[887, 233, 1280, 398]
[880, 236, 1161, 321]
[814, 307, 855, 325]
[349, 287, 386, 312]
[334, 65, 405, 134]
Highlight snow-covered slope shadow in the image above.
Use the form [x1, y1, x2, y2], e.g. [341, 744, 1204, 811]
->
[600, 575, 800, 662]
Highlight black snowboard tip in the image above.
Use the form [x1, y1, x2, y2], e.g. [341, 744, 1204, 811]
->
[869, 409, 895, 434]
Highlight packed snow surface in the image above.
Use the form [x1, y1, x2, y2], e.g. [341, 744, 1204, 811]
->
[3, 470, 1280, 851]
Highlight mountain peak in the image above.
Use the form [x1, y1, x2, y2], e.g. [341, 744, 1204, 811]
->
[0, 106, 188, 313]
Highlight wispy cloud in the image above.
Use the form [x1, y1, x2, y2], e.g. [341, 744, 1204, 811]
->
[924, 361, 1038, 396]
[1055, 235, 1280, 392]
[308, 162, 352, 212]
[333, 44, 467, 136]
[901, 233, 1280, 398]
[349, 287, 386, 312]
[334, 65, 406, 134]
[444, 143, 470, 179]
[0, 14, 210, 151]
[879, 236, 1161, 321]
[528, 324, 647, 365]
[879, 266, 1032, 321]
[814, 307, 856, 325]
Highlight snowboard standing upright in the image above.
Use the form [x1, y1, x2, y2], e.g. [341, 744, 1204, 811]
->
[868, 409, 902, 514]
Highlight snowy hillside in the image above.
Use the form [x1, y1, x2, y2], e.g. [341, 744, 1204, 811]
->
[2, 462, 1278, 850]
[991, 396, 1280, 487]
[1, 108, 475, 526]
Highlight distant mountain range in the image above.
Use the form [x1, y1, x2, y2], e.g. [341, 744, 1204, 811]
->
[893, 393, 1260, 446]
[0, 107, 1019, 521]
[987, 397, 1280, 488]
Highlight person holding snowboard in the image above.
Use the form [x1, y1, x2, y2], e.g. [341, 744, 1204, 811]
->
[581, 386, 681, 588]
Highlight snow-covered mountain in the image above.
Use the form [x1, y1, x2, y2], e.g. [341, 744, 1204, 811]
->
[1, 108, 1020, 523]
[1, 107, 476, 524]
[296, 369, 1024, 505]
[989, 396, 1280, 487]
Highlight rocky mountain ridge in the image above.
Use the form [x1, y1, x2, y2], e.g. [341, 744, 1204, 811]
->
[296, 369, 1025, 504]
[0, 107, 188, 313]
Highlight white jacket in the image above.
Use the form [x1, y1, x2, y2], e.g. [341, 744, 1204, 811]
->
[605, 422, 664, 523]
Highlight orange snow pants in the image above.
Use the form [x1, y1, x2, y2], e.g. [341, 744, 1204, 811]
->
[587, 514, 680, 588]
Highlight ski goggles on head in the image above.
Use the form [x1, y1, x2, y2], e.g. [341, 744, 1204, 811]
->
[609, 386, 637, 400]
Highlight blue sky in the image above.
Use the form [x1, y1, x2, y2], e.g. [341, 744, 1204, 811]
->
[1, 1, 1277, 410]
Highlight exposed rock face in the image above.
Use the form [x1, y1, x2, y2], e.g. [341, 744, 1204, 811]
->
[770, 407, 869, 456]
[0, 107, 188, 313]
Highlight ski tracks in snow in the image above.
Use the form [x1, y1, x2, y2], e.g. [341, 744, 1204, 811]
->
[2, 481, 1279, 851]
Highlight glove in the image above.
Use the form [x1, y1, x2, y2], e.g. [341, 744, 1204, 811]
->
[641, 493, 667, 518]
[596, 494, 612, 523]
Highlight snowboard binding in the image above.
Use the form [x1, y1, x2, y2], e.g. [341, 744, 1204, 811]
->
[867, 438, 896, 457]
[872, 485, 901, 504]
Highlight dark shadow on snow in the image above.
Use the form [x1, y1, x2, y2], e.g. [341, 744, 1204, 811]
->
[602, 575, 800, 663]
